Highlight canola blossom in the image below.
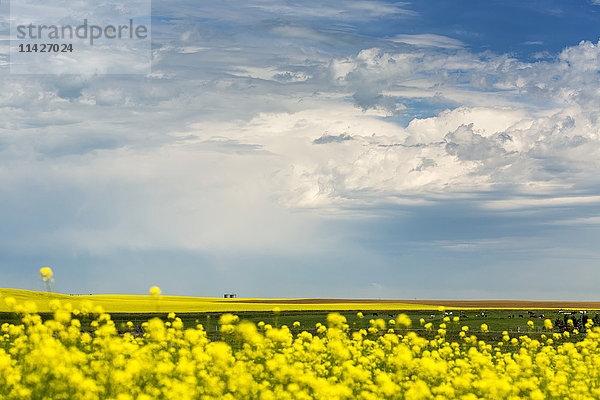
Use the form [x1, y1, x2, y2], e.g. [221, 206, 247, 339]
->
[1, 298, 600, 399]
[39, 267, 54, 283]
[149, 286, 162, 296]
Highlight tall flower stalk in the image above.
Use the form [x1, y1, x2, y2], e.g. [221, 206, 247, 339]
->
[39, 267, 54, 292]
[150, 285, 161, 313]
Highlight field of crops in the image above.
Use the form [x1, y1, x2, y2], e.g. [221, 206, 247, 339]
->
[0, 288, 438, 314]
[2, 287, 600, 399]
[4, 288, 600, 314]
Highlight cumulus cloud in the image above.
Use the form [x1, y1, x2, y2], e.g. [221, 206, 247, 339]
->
[268, 40, 600, 209]
[3, 37, 600, 222]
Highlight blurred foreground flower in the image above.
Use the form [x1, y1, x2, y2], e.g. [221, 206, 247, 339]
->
[0, 294, 598, 399]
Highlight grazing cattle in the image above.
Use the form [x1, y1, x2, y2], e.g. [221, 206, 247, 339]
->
[519, 315, 524, 318]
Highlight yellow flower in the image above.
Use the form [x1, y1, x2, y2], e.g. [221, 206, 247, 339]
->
[39, 267, 54, 282]
[396, 314, 412, 328]
[149, 286, 161, 295]
[4, 297, 17, 309]
[219, 313, 239, 325]
[8, 289, 600, 399]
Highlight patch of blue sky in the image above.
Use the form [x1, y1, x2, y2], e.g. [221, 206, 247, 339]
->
[403, 0, 600, 60]
[295, 0, 600, 60]
[392, 97, 456, 127]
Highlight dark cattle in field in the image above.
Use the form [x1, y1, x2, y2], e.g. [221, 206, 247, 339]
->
[519, 315, 523, 318]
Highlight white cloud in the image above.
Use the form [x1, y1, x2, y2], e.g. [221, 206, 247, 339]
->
[266, 40, 600, 210]
[3, 39, 600, 221]
[229, 66, 311, 82]
[177, 46, 209, 54]
[2, 2, 600, 264]
[404, 107, 532, 145]
[249, 0, 415, 19]
[483, 196, 600, 210]
[391, 34, 465, 49]
[270, 26, 333, 43]
[547, 215, 600, 225]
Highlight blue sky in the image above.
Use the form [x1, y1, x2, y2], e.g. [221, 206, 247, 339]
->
[1, 0, 600, 299]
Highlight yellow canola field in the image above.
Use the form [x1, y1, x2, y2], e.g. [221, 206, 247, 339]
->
[0, 288, 433, 313]
[0, 296, 599, 400]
